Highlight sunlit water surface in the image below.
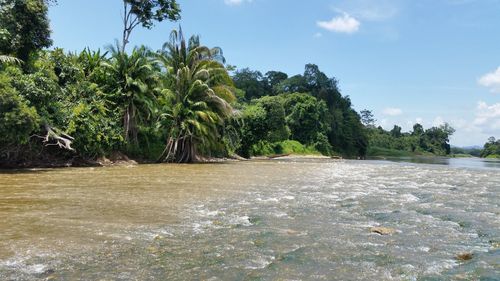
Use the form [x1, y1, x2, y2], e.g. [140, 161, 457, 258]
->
[0, 159, 499, 280]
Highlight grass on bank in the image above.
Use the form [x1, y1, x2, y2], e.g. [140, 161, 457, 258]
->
[251, 140, 323, 157]
[485, 154, 500, 159]
[366, 146, 418, 157]
[449, 153, 475, 158]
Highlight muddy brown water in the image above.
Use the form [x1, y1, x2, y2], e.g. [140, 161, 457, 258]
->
[0, 159, 499, 280]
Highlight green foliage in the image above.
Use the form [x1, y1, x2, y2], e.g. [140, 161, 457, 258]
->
[265, 71, 288, 95]
[0, 0, 52, 63]
[237, 96, 290, 157]
[0, 0, 411, 165]
[8, 61, 65, 126]
[232, 69, 289, 101]
[481, 137, 500, 158]
[450, 147, 482, 157]
[155, 29, 235, 162]
[124, 0, 181, 29]
[281, 92, 328, 145]
[250, 140, 319, 157]
[274, 140, 319, 155]
[313, 133, 333, 156]
[1, 48, 127, 160]
[367, 123, 455, 156]
[0, 73, 40, 147]
[234, 64, 368, 158]
[390, 125, 402, 138]
[232, 68, 268, 101]
[51, 49, 124, 157]
[360, 109, 376, 127]
[102, 45, 159, 144]
[367, 147, 417, 157]
[257, 96, 290, 142]
[0, 54, 22, 66]
[121, 0, 181, 51]
[205, 64, 368, 158]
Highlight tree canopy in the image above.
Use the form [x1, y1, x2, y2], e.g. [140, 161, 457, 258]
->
[121, 0, 181, 51]
[0, 0, 52, 63]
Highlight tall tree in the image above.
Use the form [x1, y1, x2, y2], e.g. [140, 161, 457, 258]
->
[232, 68, 268, 100]
[156, 29, 235, 163]
[360, 109, 376, 127]
[412, 123, 424, 136]
[0, 0, 52, 63]
[102, 45, 159, 144]
[265, 70, 288, 95]
[121, 0, 181, 52]
[390, 125, 402, 138]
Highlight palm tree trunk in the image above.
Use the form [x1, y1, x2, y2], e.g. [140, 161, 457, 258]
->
[123, 107, 130, 143]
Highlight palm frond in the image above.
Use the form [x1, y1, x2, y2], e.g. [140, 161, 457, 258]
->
[0, 55, 22, 65]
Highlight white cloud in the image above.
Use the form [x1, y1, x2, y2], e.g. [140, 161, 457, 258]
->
[355, 7, 398, 21]
[478, 67, 500, 93]
[331, 0, 399, 22]
[317, 13, 360, 34]
[449, 101, 500, 145]
[224, 0, 252, 6]
[382, 107, 403, 116]
[432, 116, 445, 127]
[474, 101, 500, 130]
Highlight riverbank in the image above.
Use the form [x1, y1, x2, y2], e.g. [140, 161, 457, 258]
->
[0, 152, 343, 170]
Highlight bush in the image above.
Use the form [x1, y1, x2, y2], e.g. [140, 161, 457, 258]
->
[0, 73, 40, 146]
[251, 140, 320, 156]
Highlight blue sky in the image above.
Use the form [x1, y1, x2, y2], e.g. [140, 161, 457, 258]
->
[48, 0, 500, 146]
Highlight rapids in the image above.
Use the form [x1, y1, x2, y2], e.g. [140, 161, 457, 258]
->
[0, 158, 499, 280]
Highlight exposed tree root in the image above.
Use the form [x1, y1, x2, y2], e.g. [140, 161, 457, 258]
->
[157, 135, 198, 163]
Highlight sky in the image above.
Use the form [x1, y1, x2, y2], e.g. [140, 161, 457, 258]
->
[48, 0, 500, 146]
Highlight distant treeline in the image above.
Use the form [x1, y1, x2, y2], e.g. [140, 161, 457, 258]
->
[230, 66, 368, 158]
[480, 137, 500, 158]
[358, 110, 456, 157]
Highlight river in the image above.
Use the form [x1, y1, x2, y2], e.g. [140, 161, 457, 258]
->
[0, 158, 499, 280]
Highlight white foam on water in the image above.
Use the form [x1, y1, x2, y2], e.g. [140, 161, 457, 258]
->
[424, 260, 457, 275]
[25, 264, 46, 274]
[257, 197, 279, 203]
[0, 257, 49, 275]
[401, 193, 419, 202]
[273, 211, 289, 218]
[244, 255, 275, 270]
[197, 209, 222, 217]
[418, 247, 431, 252]
[192, 222, 207, 234]
[227, 215, 252, 227]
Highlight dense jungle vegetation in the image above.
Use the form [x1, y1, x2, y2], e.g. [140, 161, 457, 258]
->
[0, 0, 479, 167]
[480, 137, 500, 158]
[360, 109, 457, 157]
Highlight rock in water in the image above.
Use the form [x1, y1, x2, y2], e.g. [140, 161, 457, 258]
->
[370, 227, 396, 235]
[456, 253, 474, 261]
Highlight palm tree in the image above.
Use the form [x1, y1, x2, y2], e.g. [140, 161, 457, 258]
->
[156, 28, 235, 163]
[102, 44, 159, 144]
[0, 55, 22, 65]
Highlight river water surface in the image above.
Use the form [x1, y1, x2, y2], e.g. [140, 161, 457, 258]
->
[0, 159, 499, 280]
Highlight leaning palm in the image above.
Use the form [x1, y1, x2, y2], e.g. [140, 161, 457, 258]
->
[156, 28, 235, 163]
[102, 44, 159, 144]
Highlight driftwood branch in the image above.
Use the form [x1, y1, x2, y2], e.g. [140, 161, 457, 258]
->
[32, 124, 75, 152]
